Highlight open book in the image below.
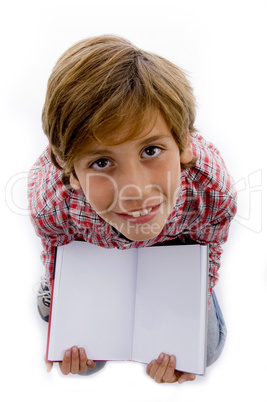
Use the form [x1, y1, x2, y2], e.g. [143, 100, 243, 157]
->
[46, 241, 208, 375]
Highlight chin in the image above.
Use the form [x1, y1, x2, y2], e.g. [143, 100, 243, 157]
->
[105, 215, 167, 242]
[120, 225, 164, 242]
[125, 233, 158, 241]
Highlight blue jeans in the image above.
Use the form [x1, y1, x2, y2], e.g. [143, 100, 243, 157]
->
[206, 291, 227, 367]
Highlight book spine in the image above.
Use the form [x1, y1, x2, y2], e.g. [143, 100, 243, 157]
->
[200, 245, 209, 374]
[45, 247, 58, 362]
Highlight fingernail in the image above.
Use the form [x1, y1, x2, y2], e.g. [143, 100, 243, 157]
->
[66, 349, 70, 357]
[179, 378, 186, 384]
[72, 346, 77, 353]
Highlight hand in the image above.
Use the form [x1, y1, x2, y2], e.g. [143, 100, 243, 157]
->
[45, 346, 96, 374]
[59, 346, 96, 375]
[146, 353, 196, 384]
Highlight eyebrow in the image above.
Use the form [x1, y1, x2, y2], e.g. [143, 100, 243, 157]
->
[82, 134, 170, 158]
[138, 134, 170, 147]
[83, 149, 112, 158]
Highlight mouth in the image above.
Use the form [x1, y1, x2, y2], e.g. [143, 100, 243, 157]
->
[125, 207, 153, 218]
[113, 204, 162, 224]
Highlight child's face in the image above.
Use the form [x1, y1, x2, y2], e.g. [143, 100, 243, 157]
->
[71, 113, 193, 241]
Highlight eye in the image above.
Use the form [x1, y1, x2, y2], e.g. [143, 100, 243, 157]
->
[141, 146, 162, 159]
[89, 158, 113, 170]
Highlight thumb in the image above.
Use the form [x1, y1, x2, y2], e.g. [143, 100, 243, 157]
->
[44, 354, 53, 372]
[46, 361, 53, 372]
[178, 372, 196, 384]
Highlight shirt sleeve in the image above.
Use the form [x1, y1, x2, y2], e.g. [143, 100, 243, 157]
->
[28, 159, 74, 289]
[184, 132, 238, 298]
[30, 210, 74, 289]
[188, 191, 237, 297]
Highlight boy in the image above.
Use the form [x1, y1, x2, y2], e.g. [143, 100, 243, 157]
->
[28, 35, 237, 383]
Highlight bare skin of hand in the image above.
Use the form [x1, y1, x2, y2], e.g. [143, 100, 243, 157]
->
[46, 346, 96, 375]
[146, 353, 196, 384]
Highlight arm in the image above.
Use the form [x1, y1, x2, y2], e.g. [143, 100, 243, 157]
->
[28, 150, 74, 288]
[39, 233, 73, 289]
[185, 191, 237, 298]
[29, 197, 74, 289]
[200, 194, 237, 297]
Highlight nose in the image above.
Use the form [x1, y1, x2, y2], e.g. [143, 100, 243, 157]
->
[116, 162, 155, 209]
[118, 163, 148, 198]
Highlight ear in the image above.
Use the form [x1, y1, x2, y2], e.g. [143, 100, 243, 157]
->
[180, 129, 193, 164]
[70, 172, 81, 190]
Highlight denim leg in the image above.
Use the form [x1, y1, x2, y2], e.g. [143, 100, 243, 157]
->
[206, 291, 227, 367]
[77, 360, 107, 376]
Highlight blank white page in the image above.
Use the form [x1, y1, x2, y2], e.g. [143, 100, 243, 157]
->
[132, 244, 208, 375]
[47, 242, 137, 361]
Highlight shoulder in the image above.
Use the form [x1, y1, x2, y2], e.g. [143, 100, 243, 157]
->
[185, 132, 235, 198]
[28, 147, 100, 236]
[172, 133, 237, 228]
[28, 146, 71, 217]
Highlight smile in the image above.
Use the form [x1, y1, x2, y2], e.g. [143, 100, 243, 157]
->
[113, 204, 162, 224]
[126, 208, 153, 217]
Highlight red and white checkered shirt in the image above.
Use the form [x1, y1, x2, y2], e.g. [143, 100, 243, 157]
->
[28, 132, 237, 298]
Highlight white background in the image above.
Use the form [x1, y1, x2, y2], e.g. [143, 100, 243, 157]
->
[1, 0, 267, 401]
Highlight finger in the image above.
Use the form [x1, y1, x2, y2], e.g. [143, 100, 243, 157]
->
[178, 372, 196, 384]
[70, 346, 80, 374]
[59, 349, 71, 375]
[162, 355, 178, 383]
[154, 354, 170, 383]
[79, 348, 88, 373]
[148, 353, 164, 379]
[87, 359, 96, 369]
[146, 360, 156, 376]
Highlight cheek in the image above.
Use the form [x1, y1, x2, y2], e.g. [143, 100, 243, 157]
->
[156, 160, 181, 197]
[81, 175, 117, 213]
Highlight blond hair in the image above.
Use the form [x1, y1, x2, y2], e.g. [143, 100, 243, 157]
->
[42, 35, 197, 184]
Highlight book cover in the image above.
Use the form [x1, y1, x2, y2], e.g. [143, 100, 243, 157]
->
[46, 241, 208, 375]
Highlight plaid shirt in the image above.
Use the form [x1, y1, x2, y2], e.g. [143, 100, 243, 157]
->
[28, 132, 237, 298]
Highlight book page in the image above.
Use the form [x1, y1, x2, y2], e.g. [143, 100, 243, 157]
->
[47, 242, 137, 362]
[132, 245, 208, 374]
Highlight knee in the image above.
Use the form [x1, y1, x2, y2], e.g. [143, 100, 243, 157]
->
[77, 360, 107, 376]
[206, 292, 227, 367]
[206, 326, 227, 367]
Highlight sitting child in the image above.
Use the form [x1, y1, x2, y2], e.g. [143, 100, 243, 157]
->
[28, 35, 237, 383]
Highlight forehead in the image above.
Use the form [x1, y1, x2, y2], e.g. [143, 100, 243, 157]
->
[82, 113, 171, 154]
